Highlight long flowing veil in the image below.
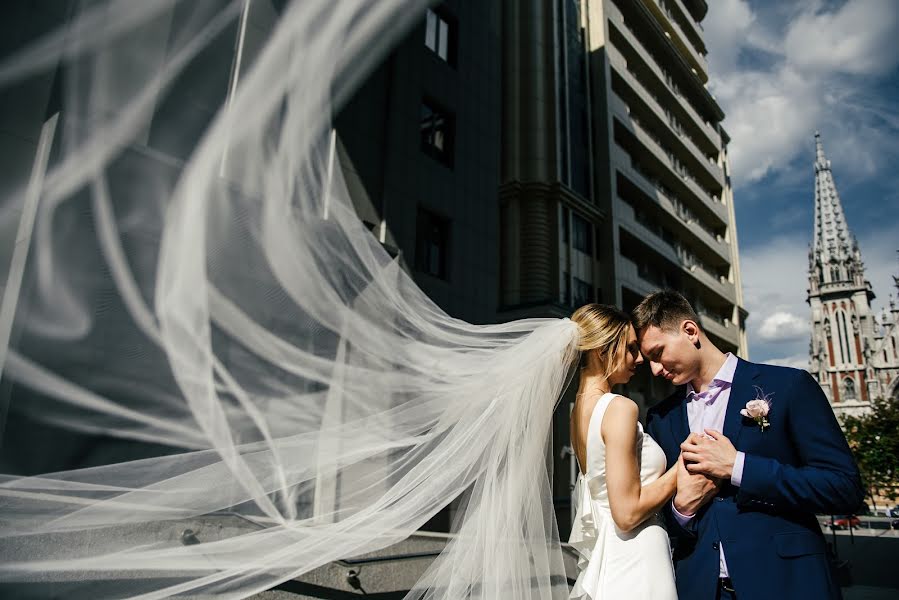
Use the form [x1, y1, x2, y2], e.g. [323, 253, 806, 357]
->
[0, 1, 580, 598]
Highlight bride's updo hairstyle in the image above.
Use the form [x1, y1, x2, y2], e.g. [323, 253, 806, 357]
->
[571, 303, 633, 381]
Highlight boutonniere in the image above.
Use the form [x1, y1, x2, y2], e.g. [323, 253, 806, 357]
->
[741, 386, 773, 431]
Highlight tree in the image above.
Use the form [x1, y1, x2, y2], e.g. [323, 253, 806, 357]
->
[842, 395, 899, 509]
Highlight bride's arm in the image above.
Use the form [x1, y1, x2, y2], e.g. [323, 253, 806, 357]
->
[602, 395, 677, 533]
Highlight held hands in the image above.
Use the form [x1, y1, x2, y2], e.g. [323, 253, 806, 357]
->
[680, 429, 737, 480]
[673, 451, 721, 516]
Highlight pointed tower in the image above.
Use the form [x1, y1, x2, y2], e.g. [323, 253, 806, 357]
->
[807, 132, 878, 418]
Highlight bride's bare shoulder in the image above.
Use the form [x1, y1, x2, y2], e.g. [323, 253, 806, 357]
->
[606, 394, 638, 413]
[602, 395, 639, 432]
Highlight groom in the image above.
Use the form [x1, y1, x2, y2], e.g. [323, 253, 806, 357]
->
[633, 290, 863, 600]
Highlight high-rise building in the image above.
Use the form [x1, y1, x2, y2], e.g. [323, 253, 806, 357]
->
[807, 133, 899, 418]
[589, 0, 748, 372]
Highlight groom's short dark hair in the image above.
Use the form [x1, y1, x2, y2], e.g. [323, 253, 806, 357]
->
[632, 290, 701, 333]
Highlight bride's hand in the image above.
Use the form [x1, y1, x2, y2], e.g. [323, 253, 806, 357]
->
[673, 451, 720, 516]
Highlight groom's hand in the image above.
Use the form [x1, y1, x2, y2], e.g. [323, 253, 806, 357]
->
[674, 450, 720, 516]
[680, 429, 737, 480]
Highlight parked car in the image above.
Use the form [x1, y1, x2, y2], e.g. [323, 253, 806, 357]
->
[828, 515, 861, 530]
[887, 506, 899, 518]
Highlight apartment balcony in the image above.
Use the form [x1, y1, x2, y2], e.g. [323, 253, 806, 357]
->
[609, 91, 631, 127]
[606, 82, 671, 176]
[609, 97, 727, 225]
[617, 211, 737, 306]
[670, 0, 706, 48]
[614, 176, 731, 266]
[639, 0, 708, 82]
[682, 0, 709, 23]
[608, 47, 724, 189]
[698, 310, 741, 349]
[607, 2, 720, 150]
[617, 198, 676, 257]
[691, 263, 736, 306]
[610, 132, 727, 244]
[684, 214, 730, 264]
[680, 161, 725, 221]
[616, 254, 657, 297]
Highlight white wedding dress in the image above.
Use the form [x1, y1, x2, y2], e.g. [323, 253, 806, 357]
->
[568, 393, 678, 599]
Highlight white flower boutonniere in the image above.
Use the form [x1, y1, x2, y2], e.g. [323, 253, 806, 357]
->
[741, 386, 773, 431]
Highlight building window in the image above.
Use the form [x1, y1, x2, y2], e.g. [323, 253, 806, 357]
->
[424, 8, 455, 65]
[573, 277, 593, 307]
[420, 100, 454, 166]
[842, 377, 856, 401]
[837, 311, 852, 364]
[572, 213, 593, 254]
[415, 208, 450, 279]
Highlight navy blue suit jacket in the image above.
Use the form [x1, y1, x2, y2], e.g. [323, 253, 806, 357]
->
[645, 358, 864, 600]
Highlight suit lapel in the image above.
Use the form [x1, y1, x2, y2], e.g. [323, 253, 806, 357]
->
[668, 387, 690, 451]
[723, 358, 761, 448]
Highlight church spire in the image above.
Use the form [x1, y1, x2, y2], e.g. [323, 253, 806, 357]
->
[810, 132, 863, 287]
[815, 130, 828, 167]
[807, 133, 892, 415]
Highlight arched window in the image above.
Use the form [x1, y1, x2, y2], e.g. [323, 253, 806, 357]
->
[830, 265, 840, 282]
[837, 311, 852, 364]
[842, 377, 857, 401]
[892, 335, 897, 359]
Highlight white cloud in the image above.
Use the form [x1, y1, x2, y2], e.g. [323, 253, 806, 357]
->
[713, 66, 820, 183]
[784, 0, 899, 76]
[758, 311, 808, 341]
[702, 0, 757, 74]
[706, 0, 899, 187]
[739, 235, 811, 361]
[762, 353, 810, 371]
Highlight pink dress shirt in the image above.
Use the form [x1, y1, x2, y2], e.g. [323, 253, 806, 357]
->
[671, 352, 744, 578]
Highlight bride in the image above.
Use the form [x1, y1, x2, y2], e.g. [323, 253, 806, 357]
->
[568, 304, 678, 599]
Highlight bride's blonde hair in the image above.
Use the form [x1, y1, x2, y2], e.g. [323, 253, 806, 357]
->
[571, 303, 633, 381]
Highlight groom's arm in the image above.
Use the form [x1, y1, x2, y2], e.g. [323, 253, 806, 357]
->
[737, 370, 864, 514]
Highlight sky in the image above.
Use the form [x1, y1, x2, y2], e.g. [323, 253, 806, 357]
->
[704, 0, 899, 368]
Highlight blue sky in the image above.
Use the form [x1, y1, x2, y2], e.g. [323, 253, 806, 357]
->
[705, 0, 899, 367]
